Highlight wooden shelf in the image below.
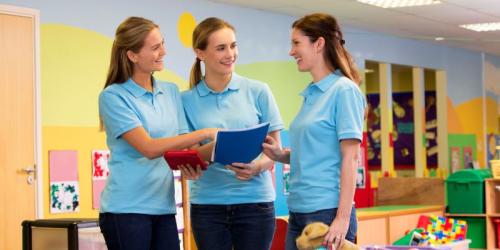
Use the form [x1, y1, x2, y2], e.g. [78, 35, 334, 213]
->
[444, 213, 486, 217]
[486, 178, 500, 250]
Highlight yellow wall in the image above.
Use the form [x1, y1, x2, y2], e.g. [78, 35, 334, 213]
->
[455, 98, 486, 166]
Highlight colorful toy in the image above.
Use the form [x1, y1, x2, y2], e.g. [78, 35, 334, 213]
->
[392, 215, 468, 246]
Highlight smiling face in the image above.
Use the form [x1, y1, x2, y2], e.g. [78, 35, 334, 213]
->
[196, 27, 237, 78]
[289, 28, 322, 73]
[127, 27, 166, 74]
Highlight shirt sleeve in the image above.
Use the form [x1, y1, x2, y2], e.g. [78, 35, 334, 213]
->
[172, 85, 189, 135]
[335, 85, 366, 141]
[99, 90, 142, 139]
[257, 83, 284, 133]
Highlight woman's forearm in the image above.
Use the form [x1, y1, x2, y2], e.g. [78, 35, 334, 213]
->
[123, 127, 212, 159]
[335, 140, 360, 221]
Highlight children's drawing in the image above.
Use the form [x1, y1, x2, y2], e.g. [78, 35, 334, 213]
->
[50, 181, 80, 213]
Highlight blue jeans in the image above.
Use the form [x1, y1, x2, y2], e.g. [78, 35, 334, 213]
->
[99, 213, 180, 250]
[285, 206, 357, 250]
[191, 202, 276, 250]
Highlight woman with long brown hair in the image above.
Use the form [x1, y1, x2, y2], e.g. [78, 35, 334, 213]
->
[263, 13, 366, 250]
[181, 17, 284, 250]
[98, 16, 216, 250]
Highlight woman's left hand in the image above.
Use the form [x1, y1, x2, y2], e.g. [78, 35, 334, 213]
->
[323, 216, 350, 250]
[226, 162, 261, 181]
[178, 164, 203, 180]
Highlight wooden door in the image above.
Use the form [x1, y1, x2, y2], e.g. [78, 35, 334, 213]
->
[0, 6, 38, 250]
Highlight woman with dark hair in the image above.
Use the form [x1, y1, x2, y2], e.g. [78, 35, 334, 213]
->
[98, 16, 217, 250]
[263, 13, 366, 250]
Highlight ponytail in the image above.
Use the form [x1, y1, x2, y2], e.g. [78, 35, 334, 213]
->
[189, 58, 202, 89]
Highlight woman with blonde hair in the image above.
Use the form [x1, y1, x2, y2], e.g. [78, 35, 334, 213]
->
[263, 13, 366, 250]
[181, 17, 284, 250]
[98, 16, 217, 250]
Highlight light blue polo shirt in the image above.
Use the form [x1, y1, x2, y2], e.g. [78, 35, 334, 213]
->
[288, 70, 366, 213]
[98, 78, 188, 215]
[181, 73, 284, 204]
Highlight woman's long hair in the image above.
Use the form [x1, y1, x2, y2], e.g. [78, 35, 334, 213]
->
[189, 17, 235, 89]
[100, 17, 158, 130]
[292, 13, 361, 84]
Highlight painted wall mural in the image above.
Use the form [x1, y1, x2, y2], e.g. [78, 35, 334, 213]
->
[0, 0, 496, 219]
[366, 92, 437, 169]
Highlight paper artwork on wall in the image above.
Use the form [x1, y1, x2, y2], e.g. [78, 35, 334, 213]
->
[49, 150, 78, 181]
[463, 146, 473, 169]
[450, 147, 460, 173]
[283, 163, 290, 195]
[49, 150, 79, 214]
[92, 150, 110, 180]
[356, 166, 366, 189]
[50, 181, 80, 213]
[92, 150, 110, 209]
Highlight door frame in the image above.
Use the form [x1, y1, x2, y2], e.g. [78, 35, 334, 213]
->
[0, 4, 42, 218]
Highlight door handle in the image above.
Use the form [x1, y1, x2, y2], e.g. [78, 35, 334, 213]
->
[19, 165, 36, 184]
[22, 167, 36, 174]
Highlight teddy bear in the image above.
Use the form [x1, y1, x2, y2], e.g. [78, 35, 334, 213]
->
[295, 222, 360, 250]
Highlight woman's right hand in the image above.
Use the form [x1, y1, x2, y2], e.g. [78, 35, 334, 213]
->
[201, 128, 219, 141]
[262, 135, 285, 162]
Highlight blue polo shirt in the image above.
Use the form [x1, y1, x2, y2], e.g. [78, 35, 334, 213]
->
[98, 78, 188, 214]
[181, 73, 284, 204]
[288, 70, 366, 213]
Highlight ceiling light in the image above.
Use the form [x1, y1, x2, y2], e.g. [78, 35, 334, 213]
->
[357, 0, 441, 8]
[434, 37, 444, 41]
[460, 22, 500, 32]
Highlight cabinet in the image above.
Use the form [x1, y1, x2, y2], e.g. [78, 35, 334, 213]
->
[486, 178, 500, 249]
[357, 205, 444, 245]
[445, 178, 500, 249]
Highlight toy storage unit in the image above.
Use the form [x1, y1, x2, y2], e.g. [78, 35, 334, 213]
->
[486, 178, 500, 249]
[363, 240, 470, 250]
[22, 218, 105, 250]
[446, 175, 500, 249]
[494, 218, 500, 248]
[448, 217, 486, 248]
[446, 169, 491, 214]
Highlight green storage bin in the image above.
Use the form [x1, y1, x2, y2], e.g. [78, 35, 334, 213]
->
[446, 169, 492, 214]
[450, 217, 486, 249]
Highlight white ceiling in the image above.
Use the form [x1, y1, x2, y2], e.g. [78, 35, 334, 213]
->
[207, 0, 500, 56]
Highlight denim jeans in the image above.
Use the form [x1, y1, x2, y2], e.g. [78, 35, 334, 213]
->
[285, 206, 357, 250]
[99, 213, 180, 250]
[191, 202, 276, 250]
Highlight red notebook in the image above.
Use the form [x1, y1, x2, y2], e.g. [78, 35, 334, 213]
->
[164, 150, 208, 171]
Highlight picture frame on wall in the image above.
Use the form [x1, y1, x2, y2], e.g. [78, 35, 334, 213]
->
[356, 166, 366, 189]
[463, 146, 473, 169]
[450, 147, 460, 173]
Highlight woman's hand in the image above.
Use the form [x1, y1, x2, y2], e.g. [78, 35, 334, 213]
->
[323, 216, 350, 250]
[262, 135, 286, 162]
[178, 164, 203, 180]
[226, 162, 261, 181]
[201, 128, 219, 141]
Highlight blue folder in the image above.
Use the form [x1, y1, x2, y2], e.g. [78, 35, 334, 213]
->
[212, 122, 270, 165]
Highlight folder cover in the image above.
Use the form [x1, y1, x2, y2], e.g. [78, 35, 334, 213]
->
[164, 150, 208, 171]
[212, 122, 270, 165]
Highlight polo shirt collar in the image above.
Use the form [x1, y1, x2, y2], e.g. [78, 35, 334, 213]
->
[196, 73, 241, 97]
[123, 77, 163, 98]
[300, 70, 341, 97]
